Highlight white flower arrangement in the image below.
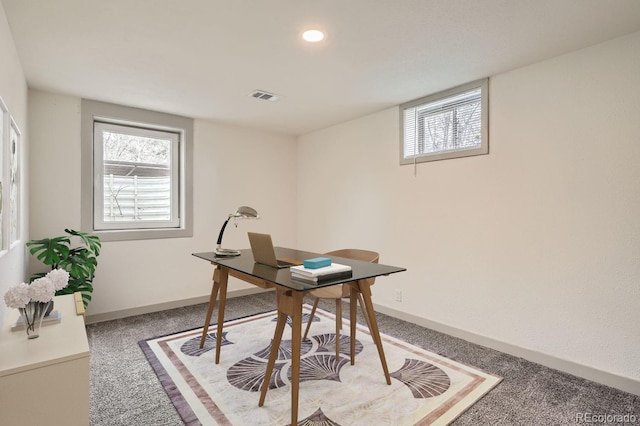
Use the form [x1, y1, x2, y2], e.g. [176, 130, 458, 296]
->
[47, 268, 71, 291]
[3, 268, 70, 309]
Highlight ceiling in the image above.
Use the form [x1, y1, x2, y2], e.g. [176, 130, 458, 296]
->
[3, 0, 640, 136]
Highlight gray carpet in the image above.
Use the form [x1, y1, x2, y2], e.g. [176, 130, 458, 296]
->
[87, 291, 639, 425]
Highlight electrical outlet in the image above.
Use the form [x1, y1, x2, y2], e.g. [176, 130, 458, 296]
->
[395, 289, 402, 302]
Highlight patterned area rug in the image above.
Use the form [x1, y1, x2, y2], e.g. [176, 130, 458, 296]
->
[140, 305, 501, 425]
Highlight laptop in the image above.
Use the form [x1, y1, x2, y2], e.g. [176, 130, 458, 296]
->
[247, 232, 302, 268]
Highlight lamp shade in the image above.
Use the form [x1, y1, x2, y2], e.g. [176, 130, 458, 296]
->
[232, 206, 258, 219]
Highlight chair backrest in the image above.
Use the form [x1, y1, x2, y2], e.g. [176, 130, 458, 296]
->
[325, 249, 380, 297]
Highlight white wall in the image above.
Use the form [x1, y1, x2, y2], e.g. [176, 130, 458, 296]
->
[297, 32, 640, 392]
[0, 2, 28, 328]
[28, 90, 297, 318]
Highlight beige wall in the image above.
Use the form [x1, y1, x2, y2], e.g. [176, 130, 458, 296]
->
[0, 3, 28, 327]
[28, 91, 297, 318]
[297, 32, 640, 392]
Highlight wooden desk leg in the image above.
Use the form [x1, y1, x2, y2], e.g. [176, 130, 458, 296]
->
[357, 280, 392, 385]
[215, 268, 229, 364]
[350, 284, 358, 365]
[199, 269, 220, 348]
[258, 289, 304, 426]
[289, 290, 303, 426]
[198, 265, 229, 365]
[258, 310, 287, 407]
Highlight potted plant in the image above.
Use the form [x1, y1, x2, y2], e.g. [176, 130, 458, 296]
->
[26, 228, 101, 308]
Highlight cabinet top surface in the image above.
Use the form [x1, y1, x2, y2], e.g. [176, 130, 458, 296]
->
[0, 294, 89, 377]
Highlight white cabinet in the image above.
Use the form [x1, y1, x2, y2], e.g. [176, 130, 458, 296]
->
[0, 293, 90, 425]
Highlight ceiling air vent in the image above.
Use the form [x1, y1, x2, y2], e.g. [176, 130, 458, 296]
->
[249, 90, 280, 102]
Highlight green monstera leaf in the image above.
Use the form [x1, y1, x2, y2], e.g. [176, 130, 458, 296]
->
[27, 229, 101, 308]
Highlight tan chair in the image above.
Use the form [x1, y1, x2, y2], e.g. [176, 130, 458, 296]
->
[303, 249, 379, 358]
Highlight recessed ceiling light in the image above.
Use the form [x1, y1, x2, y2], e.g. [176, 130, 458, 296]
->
[302, 29, 325, 43]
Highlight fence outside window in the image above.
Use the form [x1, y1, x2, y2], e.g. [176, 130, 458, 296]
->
[103, 174, 171, 222]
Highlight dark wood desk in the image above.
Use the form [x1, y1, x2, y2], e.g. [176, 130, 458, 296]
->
[192, 247, 406, 425]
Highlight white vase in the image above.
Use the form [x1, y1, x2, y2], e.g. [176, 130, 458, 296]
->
[19, 301, 52, 339]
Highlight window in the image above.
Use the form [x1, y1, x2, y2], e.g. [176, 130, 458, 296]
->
[93, 122, 179, 230]
[400, 78, 488, 165]
[81, 100, 193, 241]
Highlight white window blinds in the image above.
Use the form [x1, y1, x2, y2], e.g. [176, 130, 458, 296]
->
[401, 78, 488, 164]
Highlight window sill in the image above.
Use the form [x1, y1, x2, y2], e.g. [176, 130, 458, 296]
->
[87, 227, 193, 242]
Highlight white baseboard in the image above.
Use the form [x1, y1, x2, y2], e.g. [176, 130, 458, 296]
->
[85, 287, 269, 325]
[374, 303, 640, 397]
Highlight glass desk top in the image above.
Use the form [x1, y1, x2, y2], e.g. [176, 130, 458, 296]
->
[193, 247, 406, 292]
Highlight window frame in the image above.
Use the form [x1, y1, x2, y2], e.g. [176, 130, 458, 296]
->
[400, 78, 489, 165]
[81, 99, 193, 242]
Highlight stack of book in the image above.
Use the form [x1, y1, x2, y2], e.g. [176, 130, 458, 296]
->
[290, 257, 353, 284]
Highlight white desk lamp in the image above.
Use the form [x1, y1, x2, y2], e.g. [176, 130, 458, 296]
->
[215, 206, 259, 256]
